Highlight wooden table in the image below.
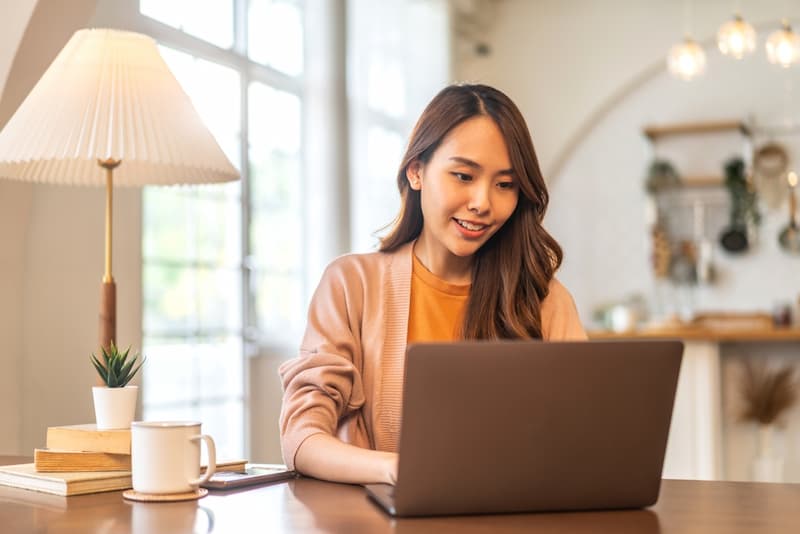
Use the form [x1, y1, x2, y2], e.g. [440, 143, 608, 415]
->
[1, 457, 798, 533]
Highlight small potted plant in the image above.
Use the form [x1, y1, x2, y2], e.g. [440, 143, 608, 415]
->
[90, 342, 145, 430]
[645, 158, 680, 193]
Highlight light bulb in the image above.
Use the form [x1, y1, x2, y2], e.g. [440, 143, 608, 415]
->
[789, 171, 798, 188]
[667, 38, 706, 80]
[717, 14, 756, 59]
[766, 20, 800, 67]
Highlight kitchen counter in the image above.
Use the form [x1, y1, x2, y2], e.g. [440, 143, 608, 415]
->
[587, 325, 800, 482]
[588, 326, 800, 342]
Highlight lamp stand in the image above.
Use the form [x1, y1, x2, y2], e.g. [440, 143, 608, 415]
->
[98, 158, 121, 350]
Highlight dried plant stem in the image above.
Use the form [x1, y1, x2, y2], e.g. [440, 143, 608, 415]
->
[739, 359, 797, 426]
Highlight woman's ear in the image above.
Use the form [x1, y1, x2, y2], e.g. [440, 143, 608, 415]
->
[406, 160, 423, 191]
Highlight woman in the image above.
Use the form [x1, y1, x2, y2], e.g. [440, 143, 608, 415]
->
[279, 84, 586, 485]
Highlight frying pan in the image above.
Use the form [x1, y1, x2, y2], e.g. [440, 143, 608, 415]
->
[720, 225, 749, 253]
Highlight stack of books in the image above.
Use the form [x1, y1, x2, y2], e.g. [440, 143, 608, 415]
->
[0, 424, 245, 496]
[0, 424, 133, 496]
[37, 423, 133, 472]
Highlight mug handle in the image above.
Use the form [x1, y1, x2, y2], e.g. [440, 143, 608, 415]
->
[188, 434, 217, 487]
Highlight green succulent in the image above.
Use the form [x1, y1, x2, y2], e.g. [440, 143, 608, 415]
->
[90, 342, 146, 388]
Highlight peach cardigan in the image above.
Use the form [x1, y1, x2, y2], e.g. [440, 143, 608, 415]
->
[278, 241, 587, 469]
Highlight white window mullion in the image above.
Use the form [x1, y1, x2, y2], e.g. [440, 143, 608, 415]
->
[234, 0, 253, 460]
[303, 0, 349, 300]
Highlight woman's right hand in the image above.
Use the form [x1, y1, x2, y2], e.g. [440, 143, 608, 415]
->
[384, 451, 399, 485]
[295, 433, 400, 485]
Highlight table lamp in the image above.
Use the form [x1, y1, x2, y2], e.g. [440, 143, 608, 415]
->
[0, 28, 240, 350]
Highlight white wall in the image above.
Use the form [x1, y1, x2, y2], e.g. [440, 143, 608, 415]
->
[457, 0, 800, 481]
[457, 0, 800, 324]
[0, 0, 37, 456]
[0, 0, 143, 454]
[549, 51, 800, 321]
[20, 185, 141, 451]
[0, 0, 37, 97]
[0, 180, 31, 454]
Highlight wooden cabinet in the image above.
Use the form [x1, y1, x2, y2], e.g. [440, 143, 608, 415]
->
[589, 328, 800, 481]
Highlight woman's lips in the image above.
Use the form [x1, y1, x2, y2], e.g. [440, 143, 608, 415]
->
[453, 217, 489, 238]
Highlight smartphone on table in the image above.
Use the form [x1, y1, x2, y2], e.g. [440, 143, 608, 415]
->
[201, 464, 296, 490]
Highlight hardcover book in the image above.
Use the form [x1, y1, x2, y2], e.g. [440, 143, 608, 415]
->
[46, 424, 131, 455]
[0, 463, 131, 496]
[0, 460, 248, 496]
[34, 449, 130, 472]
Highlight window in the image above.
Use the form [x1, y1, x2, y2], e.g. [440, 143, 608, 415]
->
[348, 0, 451, 252]
[93, 0, 450, 461]
[141, 47, 245, 459]
[134, 0, 305, 460]
[248, 83, 304, 345]
[248, 0, 304, 76]
[140, 0, 234, 49]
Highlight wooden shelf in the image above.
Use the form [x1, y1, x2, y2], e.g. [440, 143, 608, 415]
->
[666, 175, 724, 188]
[643, 120, 750, 141]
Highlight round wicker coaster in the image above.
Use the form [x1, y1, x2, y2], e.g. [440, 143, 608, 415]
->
[122, 488, 208, 502]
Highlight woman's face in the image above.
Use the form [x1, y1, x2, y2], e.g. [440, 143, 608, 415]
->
[408, 115, 519, 267]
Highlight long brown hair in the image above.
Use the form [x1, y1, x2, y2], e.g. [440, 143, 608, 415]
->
[380, 84, 562, 339]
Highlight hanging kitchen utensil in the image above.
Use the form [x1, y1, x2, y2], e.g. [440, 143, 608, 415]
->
[753, 142, 789, 210]
[778, 171, 800, 254]
[754, 142, 788, 178]
[651, 224, 672, 279]
[693, 200, 715, 284]
[719, 157, 760, 254]
[670, 240, 698, 285]
[720, 226, 748, 252]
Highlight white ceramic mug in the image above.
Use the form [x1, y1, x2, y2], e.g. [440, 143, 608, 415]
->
[131, 421, 217, 494]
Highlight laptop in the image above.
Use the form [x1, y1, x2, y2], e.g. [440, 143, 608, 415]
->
[365, 339, 683, 517]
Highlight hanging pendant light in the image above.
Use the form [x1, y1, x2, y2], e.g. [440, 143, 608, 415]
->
[668, 37, 707, 80]
[766, 19, 800, 67]
[717, 13, 757, 59]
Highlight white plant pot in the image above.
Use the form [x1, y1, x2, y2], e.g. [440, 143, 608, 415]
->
[92, 385, 138, 430]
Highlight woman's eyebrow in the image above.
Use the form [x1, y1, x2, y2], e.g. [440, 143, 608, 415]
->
[449, 156, 514, 176]
[449, 156, 482, 169]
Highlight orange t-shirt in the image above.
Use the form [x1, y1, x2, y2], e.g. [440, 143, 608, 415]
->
[407, 253, 470, 343]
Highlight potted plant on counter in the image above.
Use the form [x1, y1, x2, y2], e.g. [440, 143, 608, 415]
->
[90, 342, 146, 430]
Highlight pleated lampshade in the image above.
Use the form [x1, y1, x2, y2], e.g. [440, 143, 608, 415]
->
[0, 28, 239, 185]
[0, 28, 240, 351]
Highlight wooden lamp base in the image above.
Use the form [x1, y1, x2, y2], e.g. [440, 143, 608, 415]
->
[99, 279, 116, 350]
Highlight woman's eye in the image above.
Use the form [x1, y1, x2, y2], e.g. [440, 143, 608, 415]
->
[497, 181, 516, 190]
[452, 172, 472, 182]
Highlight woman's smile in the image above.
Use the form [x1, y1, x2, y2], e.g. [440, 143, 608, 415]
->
[452, 217, 490, 238]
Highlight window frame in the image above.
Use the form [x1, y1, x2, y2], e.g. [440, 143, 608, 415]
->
[94, 0, 308, 459]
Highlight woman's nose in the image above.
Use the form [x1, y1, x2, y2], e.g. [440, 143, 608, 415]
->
[467, 184, 491, 215]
